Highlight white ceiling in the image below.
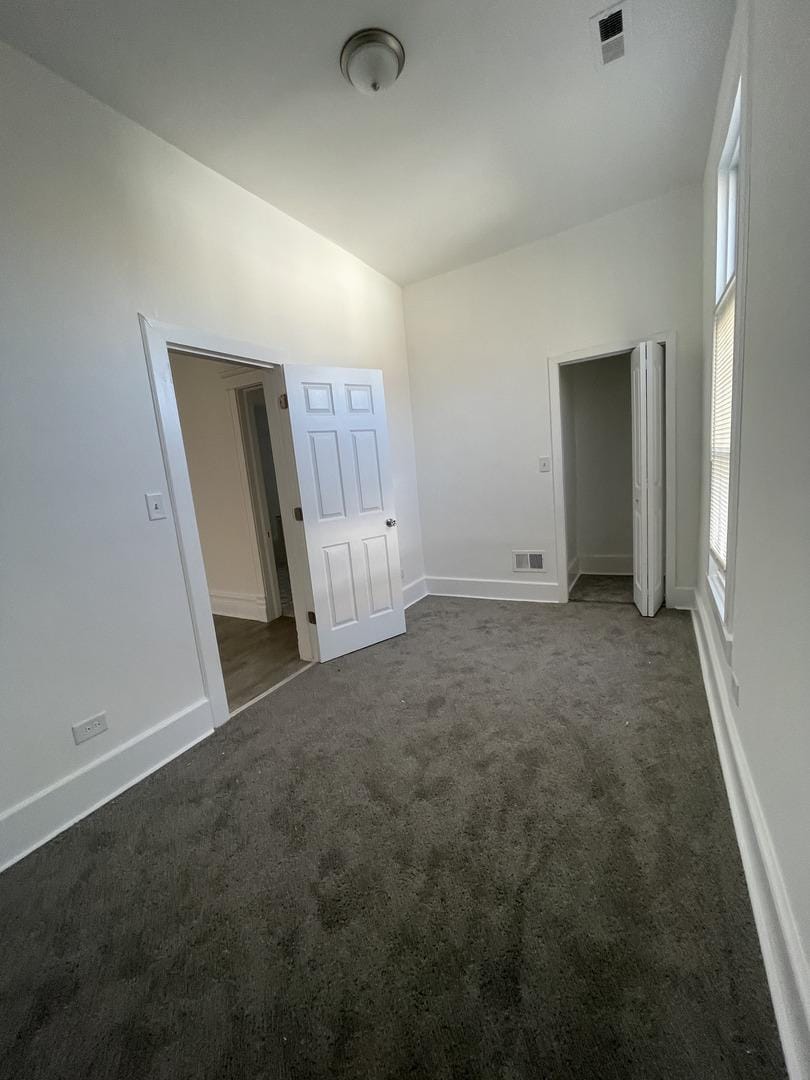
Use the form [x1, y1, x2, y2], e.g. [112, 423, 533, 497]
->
[0, 0, 733, 283]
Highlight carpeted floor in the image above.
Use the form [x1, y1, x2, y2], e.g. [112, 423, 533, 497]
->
[570, 573, 635, 604]
[0, 597, 785, 1080]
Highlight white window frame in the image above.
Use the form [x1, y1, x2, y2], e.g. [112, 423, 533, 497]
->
[708, 80, 746, 634]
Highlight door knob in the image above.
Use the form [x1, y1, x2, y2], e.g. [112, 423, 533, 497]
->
[385, 518, 397, 527]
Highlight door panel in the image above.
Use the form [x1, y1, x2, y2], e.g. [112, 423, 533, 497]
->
[309, 431, 346, 519]
[363, 534, 394, 615]
[352, 430, 384, 512]
[274, 364, 406, 662]
[324, 542, 358, 627]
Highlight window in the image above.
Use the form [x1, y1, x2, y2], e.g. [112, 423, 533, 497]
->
[708, 83, 742, 616]
[709, 282, 734, 569]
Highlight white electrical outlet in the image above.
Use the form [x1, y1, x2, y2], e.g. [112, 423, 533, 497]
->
[538, 457, 552, 474]
[72, 712, 108, 746]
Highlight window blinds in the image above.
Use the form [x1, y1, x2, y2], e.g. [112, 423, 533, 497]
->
[709, 280, 735, 569]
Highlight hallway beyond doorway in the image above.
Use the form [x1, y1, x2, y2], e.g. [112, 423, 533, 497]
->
[213, 614, 306, 712]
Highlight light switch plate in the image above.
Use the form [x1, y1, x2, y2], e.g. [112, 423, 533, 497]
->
[538, 457, 552, 474]
[145, 492, 166, 520]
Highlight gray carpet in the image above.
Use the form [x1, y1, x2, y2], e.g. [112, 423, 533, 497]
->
[570, 573, 635, 604]
[0, 597, 785, 1080]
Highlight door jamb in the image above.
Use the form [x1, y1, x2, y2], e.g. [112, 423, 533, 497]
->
[547, 331, 678, 607]
[139, 315, 311, 730]
[235, 385, 283, 623]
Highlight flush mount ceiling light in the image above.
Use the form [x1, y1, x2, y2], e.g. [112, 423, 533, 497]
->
[340, 28, 405, 95]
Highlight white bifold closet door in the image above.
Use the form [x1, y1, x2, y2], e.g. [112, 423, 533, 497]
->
[631, 342, 665, 617]
[263, 365, 406, 662]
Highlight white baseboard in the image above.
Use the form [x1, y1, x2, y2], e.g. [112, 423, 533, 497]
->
[425, 575, 560, 604]
[578, 554, 633, 575]
[209, 590, 267, 621]
[667, 586, 695, 610]
[0, 699, 213, 874]
[567, 556, 580, 591]
[692, 593, 810, 1078]
[412, 572, 693, 611]
[403, 577, 428, 609]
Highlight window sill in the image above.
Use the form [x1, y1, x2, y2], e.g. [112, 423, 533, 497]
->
[706, 568, 734, 665]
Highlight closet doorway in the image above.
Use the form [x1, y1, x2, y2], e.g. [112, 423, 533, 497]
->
[549, 337, 674, 617]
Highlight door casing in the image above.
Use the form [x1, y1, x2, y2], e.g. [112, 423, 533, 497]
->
[139, 315, 313, 729]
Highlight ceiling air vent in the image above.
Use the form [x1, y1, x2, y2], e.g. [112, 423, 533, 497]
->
[513, 550, 545, 573]
[591, 3, 627, 65]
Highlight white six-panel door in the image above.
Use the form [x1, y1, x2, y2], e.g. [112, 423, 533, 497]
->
[631, 342, 665, 617]
[272, 364, 406, 662]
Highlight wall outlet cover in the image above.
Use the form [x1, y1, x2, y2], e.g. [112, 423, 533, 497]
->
[72, 712, 108, 745]
[538, 457, 552, 473]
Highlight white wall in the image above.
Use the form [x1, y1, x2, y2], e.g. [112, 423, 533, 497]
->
[695, 1, 810, 1068]
[0, 43, 424, 868]
[562, 354, 632, 575]
[169, 354, 267, 621]
[403, 185, 702, 600]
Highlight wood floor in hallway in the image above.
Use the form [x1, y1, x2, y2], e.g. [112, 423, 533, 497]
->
[213, 613, 307, 711]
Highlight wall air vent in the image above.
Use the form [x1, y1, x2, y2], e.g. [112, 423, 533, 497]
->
[590, 3, 627, 66]
[513, 550, 545, 573]
[599, 9, 623, 42]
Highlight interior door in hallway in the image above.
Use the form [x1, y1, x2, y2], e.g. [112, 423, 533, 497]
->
[631, 341, 665, 617]
[265, 365, 406, 662]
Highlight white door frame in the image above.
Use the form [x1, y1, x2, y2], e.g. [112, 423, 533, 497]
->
[235, 384, 283, 623]
[547, 331, 678, 607]
[139, 314, 311, 730]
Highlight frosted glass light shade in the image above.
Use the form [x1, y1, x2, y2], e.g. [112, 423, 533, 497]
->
[340, 29, 405, 95]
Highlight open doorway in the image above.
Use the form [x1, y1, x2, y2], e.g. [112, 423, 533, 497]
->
[169, 351, 308, 713]
[560, 351, 635, 606]
[142, 315, 408, 729]
[549, 337, 672, 616]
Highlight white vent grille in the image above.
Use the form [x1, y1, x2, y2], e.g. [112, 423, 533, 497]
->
[513, 550, 545, 573]
[590, 4, 627, 65]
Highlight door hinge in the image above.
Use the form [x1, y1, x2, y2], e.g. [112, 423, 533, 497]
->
[293, 506, 304, 521]
[307, 610, 317, 625]
[279, 393, 288, 410]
